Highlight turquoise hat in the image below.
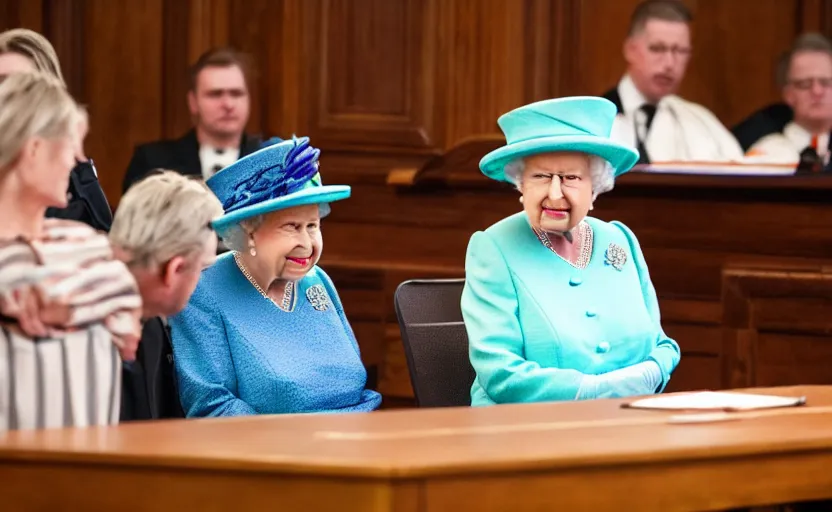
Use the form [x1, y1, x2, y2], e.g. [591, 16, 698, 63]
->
[479, 96, 639, 182]
[207, 136, 349, 232]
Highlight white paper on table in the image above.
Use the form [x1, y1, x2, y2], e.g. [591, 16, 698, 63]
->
[623, 391, 807, 411]
[634, 162, 796, 176]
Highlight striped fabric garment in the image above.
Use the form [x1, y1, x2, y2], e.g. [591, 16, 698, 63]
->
[0, 326, 121, 430]
[0, 219, 142, 430]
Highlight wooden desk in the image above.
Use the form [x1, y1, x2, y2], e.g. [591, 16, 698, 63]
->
[3, 386, 832, 511]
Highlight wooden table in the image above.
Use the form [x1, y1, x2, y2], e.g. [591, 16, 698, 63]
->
[2, 386, 832, 511]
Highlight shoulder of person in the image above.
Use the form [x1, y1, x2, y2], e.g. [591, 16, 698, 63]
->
[587, 217, 638, 247]
[664, 95, 723, 122]
[305, 265, 335, 289]
[751, 131, 792, 149]
[133, 131, 195, 157]
[481, 212, 528, 240]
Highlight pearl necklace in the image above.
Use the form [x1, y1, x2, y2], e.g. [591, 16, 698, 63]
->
[533, 221, 593, 269]
[233, 252, 296, 312]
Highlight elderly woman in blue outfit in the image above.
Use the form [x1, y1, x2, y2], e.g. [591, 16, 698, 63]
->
[170, 137, 382, 417]
[462, 96, 681, 406]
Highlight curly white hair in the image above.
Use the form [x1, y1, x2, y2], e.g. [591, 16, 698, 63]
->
[504, 154, 615, 200]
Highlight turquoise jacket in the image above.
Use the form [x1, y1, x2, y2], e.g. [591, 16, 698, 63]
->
[461, 213, 680, 406]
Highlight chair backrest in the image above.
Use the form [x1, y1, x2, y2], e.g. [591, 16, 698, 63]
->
[394, 279, 474, 408]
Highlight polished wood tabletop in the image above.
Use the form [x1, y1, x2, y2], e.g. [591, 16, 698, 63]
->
[2, 385, 832, 478]
[4, 386, 832, 511]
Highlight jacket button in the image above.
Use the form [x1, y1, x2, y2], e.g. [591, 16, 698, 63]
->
[569, 275, 582, 286]
[596, 341, 610, 353]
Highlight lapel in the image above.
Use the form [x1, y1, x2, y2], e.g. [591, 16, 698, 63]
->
[601, 87, 624, 114]
[177, 130, 202, 177]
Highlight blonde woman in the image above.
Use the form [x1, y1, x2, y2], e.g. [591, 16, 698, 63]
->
[0, 28, 112, 231]
[0, 72, 141, 430]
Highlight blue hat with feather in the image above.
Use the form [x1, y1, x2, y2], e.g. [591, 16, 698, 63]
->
[206, 136, 350, 232]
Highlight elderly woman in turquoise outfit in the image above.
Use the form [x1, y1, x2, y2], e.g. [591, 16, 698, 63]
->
[462, 96, 681, 406]
[169, 137, 382, 416]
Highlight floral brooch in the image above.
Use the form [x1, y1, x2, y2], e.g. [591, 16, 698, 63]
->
[306, 284, 331, 311]
[604, 243, 627, 271]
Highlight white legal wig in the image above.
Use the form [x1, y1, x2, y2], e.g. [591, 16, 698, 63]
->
[504, 154, 616, 200]
[218, 203, 331, 253]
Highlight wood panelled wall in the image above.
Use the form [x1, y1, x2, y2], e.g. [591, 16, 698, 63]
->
[0, 0, 829, 204]
[2, 0, 832, 402]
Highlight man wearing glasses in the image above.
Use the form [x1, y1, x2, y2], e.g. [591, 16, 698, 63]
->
[602, 0, 743, 164]
[748, 34, 832, 169]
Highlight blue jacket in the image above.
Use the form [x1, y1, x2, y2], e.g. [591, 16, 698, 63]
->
[461, 213, 680, 406]
[169, 253, 381, 417]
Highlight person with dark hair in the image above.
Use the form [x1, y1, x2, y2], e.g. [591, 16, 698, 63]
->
[602, 0, 742, 163]
[122, 47, 262, 193]
[747, 33, 832, 168]
[0, 28, 113, 233]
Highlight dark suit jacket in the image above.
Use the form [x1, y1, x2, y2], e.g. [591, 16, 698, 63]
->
[601, 87, 624, 114]
[46, 160, 113, 232]
[731, 103, 793, 152]
[122, 129, 263, 193]
[121, 317, 184, 421]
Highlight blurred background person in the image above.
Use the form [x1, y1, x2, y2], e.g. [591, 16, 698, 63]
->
[602, 0, 743, 163]
[122, 47, 262, 193]
[0, 28, 113, 232]
[747, 33, 832, 167]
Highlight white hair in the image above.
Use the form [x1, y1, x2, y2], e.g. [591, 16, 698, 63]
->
[217, 203, 332, 253]
[110, 171, 224, 267]
[504, 154, 615, 200]
[218, 215, 266, 253]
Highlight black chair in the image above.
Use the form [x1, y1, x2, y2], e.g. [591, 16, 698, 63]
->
[393, 279, 474, 408]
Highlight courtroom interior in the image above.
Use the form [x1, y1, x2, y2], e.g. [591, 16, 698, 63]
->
[2, 0, 832, 510]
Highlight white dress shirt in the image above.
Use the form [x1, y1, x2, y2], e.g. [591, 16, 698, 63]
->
[749, 122, 830, 164]
[199, 145, 240, 181]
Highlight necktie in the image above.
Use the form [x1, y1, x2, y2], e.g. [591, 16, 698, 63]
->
[636, 104, 657, 164]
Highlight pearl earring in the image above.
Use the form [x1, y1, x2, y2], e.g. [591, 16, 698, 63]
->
[248, 237, 257, 257]
[519, 195, 524, 203]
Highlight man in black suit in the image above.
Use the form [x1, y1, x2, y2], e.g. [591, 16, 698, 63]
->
[122, 47, 262, 193]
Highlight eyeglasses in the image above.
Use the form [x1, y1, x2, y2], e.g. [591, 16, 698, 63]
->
[647, 43, 692, 59]
[788, 77, 832, 91]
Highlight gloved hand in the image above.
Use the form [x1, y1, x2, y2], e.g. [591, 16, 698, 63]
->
[575, 361, 662, 400]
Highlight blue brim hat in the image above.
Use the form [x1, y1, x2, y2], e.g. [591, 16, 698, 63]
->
[207, 136, 350, 232]
[480, 96, 639, 182]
